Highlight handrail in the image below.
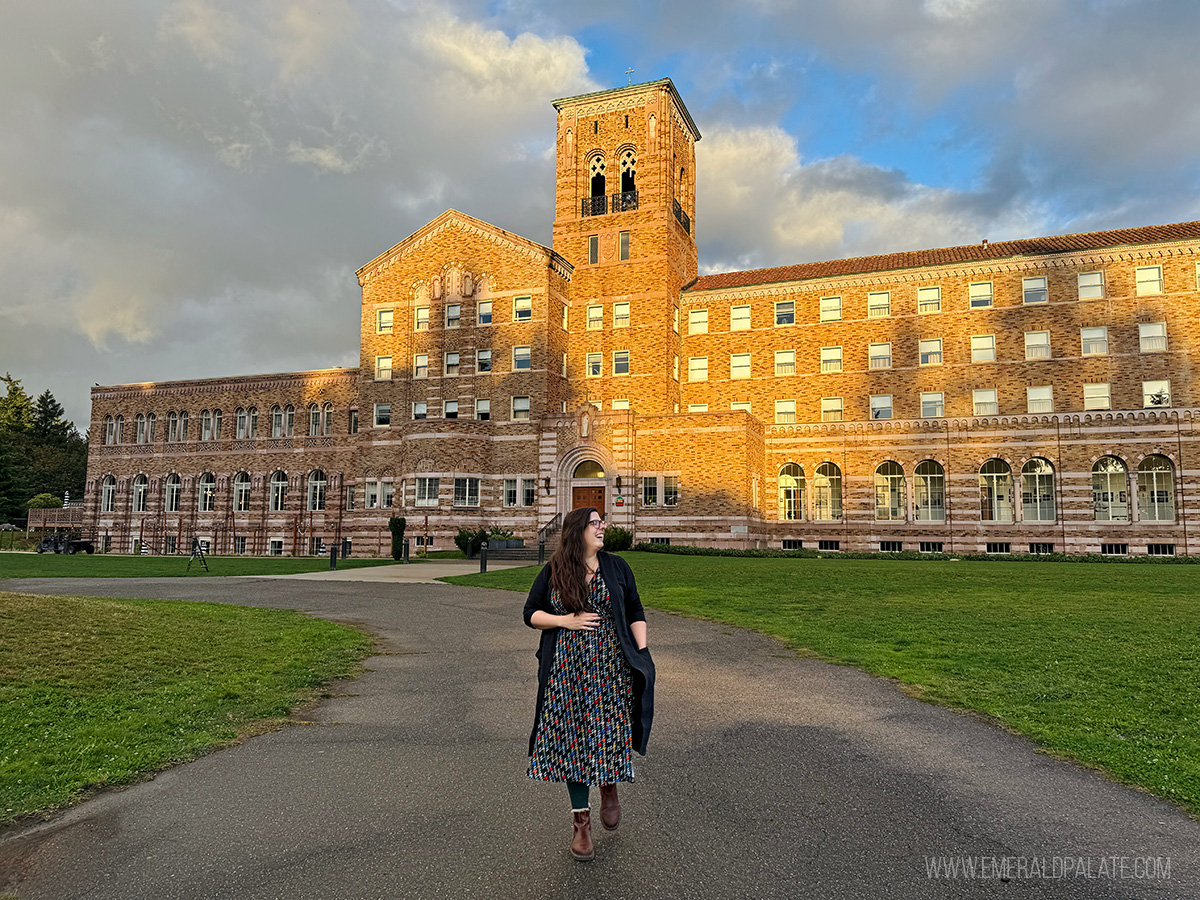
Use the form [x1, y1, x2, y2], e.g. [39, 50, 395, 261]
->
[538, 512, 562, 542]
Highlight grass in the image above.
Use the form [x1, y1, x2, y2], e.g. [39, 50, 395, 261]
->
[0, 591, 372, 826]
[445, 552, 1200, 816]
[0, 554, 397, 579]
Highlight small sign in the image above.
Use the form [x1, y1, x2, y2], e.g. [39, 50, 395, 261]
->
[615, 496, 625, 506]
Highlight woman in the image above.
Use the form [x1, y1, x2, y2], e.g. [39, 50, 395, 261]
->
[523, 506, 655, 861]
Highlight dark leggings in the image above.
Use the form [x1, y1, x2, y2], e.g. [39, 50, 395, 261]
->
[568, 781, 590, 810]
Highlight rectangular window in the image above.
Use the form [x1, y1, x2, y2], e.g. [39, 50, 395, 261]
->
[688, 356, 708, 382]
[233, 536, 247, 554]
[1024, 331, 1051, 360]
[642, 476, 657, 506]
[614, 302, 630, 328]
[377, 309, 393, 333]
[820, 397, 843, 422]
[612, 399, 630, 410]
[731, 353, 751, 379]
[919, 338, 943, 366]
[374, 403, 390, 428]
[818, 540, 840, 552]
[688, 308, 708, 334]
[968, 281, 993, 309]
[375, 356, 392, 380]
[1100, 543, 1128, 556]
[613, 350, 630, 376]
[511, 396, 530, 420]
[1023, 276, 1048, 304]
[561, 353, 568, 377]
[774, 399, 796, 424]
[1148, 544, 1176, 557]
[672, 306, 679, 333]
[1139, 321, 1167, 352]
[366, 481, 379, 509]
[513, 296, 532, 322]
[445, 303, 460, 328]
[730, 305, 751, 331]
[880, 541, 903, 553]
[867, 291, 891, 318]
[730, 401, 751, 412]
[588, 235, 599, 265]
[1136, 265, 1164, 296]
[1027, 385, 1053, 413]
[522, 479, 537, 507]
[415, 307, 429, 331]
[920, 541, 943, 553]
[267, 538, 280, 557]
[619, 230, 630, 260]
[973, 389, 998, 416]
[775, 350, 796, 375]
[970, 334, 996, 363]
[820, 295, 842, 322]
[416, 477, 438, 507]
[413, 401, 427, 420]
[444, 400, 458, 419]
[1084, 382, 1111, 411]
[673, 356, 679, 381]
[1078, 271, 1104, 299]
[476, 349, 492, 373]
[917, 286, 941, 314]
[477, 300, 492, 326]
[1143, 379, 1172, 407]
[920, 392, 944, 418]
[663, 475, 679, 506]
[1029, 543, 1054, 555]
[775, 301, 794, 326]
[504, 478, 518, 507]
[782, 539, 803, 551]
[587, 352, 602, 377]
[453, 477, 480, 508]
[349, 409, 359, 434]
[870, 394, 893, 419]
[476, 398, 490, 420]
[513, 346, 531, 370]
[413, 354, 428, 378]
[587, 305, 603, 330]
[820, 346, 843, 373]
[445, 352, 459, 377]
[868, 343, 891, 369]
[1081, 326, 1108, 356]
[687, 404, 708, 412]
[986, 542, 1012, 555]
[561, 305, 569, 330]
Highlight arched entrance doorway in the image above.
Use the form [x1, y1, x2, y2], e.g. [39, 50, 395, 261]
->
[571, 459, 605, 511]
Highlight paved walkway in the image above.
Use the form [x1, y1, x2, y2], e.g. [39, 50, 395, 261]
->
[0, 576, 1196, 899]
[249, 558, 530, 584]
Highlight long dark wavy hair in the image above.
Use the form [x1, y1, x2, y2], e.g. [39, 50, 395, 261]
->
[548, 506, 600, 613]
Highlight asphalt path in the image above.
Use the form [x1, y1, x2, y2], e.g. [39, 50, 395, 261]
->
[0, 575, 1196, 900]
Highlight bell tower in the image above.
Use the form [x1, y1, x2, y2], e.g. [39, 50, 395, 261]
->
[551, 79, 701, 415]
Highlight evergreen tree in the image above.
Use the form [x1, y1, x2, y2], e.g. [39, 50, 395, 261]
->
[32, 389, 71, 444]
[0, 374, 34, 433]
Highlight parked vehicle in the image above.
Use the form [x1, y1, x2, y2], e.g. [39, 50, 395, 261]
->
[35, 529, 95, 555]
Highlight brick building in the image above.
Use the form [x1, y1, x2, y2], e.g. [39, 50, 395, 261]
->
[88, 79, 1200, 556]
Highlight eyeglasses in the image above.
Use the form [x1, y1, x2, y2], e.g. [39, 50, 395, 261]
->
[587, 518, 607, 530]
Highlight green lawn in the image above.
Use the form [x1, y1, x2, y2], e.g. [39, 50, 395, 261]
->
[0, 591, 372, 825]
[0, 553, 397, 579]
[445, 552, 1200, 816]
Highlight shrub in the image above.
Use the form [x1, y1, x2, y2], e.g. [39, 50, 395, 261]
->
[487, 526, 515, 541]
[26, 493, 60, 510]
[388, 517, 406, 561]
[454, 526, 489, 558]
[603, 525, 633, 552]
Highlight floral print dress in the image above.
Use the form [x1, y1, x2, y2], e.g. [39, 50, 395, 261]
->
[527, 572, 634, 785]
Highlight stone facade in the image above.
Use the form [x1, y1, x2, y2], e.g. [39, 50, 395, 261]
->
[87, 79, 1200, 556]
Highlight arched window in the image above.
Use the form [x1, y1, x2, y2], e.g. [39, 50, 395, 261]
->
[165, 474, 181, 513]
[271, 405, 283, 438]
[197, 473, 216, 513]
[247, 406, 258, 438]
[100, 475, 116, 512]
[620, 148, 636, 193]
[179, 411, 188, 441]
[1137, 455, 1175, 522]
[212, 409, 222, 440]
[200, 410, 213, 441]
[167, 411, 179, 442]
[322, 402, 334, 436]
[132, 474, 148, 513]
[874, 461, 906, 521]
[914, 460, 945, 521]
[573, 460, 605, 478]
[104, 415, 115, 445]
[236, 407, 247, 439]
[308, 403, 321, 436]
[114, 415, 124, 444]
[284, 404, 295, 437]
[1092, 457, 1129, 522]
[147, 413, 156, 443]
[589, 154, 606, 198]
[778, 463, 805, 521]
[1021, 458, 1055, 522]
[979, 459, 1013, 522]
[307, 470, 327, 511]
[813, 462, 842, 521]
[270, 471, 287, 512]
[135, 413, 146, 444]
[233, 472, 252, 512]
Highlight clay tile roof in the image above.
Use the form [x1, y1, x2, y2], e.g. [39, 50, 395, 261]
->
[685, 221, 1200, 293]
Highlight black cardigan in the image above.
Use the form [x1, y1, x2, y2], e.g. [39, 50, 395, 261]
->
[522, 551, 656, 756]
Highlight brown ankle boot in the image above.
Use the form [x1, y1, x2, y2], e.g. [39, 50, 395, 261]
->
[571, 809, 594, 860]
[599, 784, 621, 831]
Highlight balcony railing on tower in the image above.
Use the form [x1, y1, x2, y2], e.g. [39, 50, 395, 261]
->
[611, 190, 639, 212]
[581, 196, 607, 217]
[673, 198, 691, 233]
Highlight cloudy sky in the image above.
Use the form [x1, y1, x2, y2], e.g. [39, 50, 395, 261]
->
[3, 0, 1198, 430]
